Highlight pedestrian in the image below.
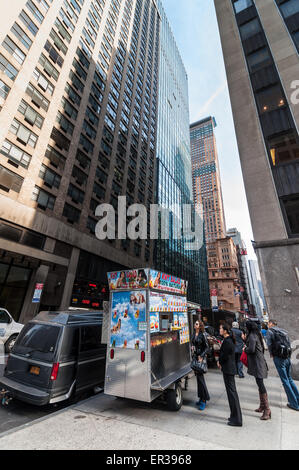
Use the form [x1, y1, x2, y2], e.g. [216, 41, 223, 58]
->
[267, 319, 299, 411]
[231, 321, 245, 378]
[191, 320, 210, 411]
[217, 323, 243, 427]
[245, 320, 271, 420]
[261, 323, 268, 339]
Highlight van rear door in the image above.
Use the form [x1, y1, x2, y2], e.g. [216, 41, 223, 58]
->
[5, 323, 62, 391]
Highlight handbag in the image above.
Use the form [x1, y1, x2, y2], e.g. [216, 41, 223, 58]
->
[191, 355, 208, 375]
[240, 350, 248, 368]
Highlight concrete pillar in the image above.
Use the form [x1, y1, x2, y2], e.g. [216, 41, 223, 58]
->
[19, 264, 50, 324]
[59, 247, 80, 310]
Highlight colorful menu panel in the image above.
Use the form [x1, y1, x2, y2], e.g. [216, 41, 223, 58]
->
[150, 312, 160, 333]
[108, 269, 148, 290]
[149, 291, 187, 313]
[110, 291, 147, 350]
[149, 270, 187, 295]
[178, 312, 190, 345]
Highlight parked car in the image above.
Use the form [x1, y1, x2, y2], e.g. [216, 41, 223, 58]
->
[0, 310, 106, 406]
[0, 308, 23, 353]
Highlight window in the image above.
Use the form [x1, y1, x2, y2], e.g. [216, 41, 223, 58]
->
[26, 82, 50, 111]
[83, 120, 96, 140]
[44, 40, 64, 67]
[49, 29, 68, 55]
[32, 186, 56, 210]
[76, 149, 90, 170]
[233, 0, 253, 14]
[45, 145, 66, 168]
[247, 48, 272, 73]
[0, 80, 10, 101]
[65, 83, 81, 106]
[32, 68, 54, 94]
[18, 100, 44, 128]
[0, 54, 18, 81]
[1, 140, 31, 168]
[0, 165, 23, 193]
[2, 36, 26, 65]
[63, 203, 81, 223]
[39, 164, 61, 188]
[282, 195, 299, 236]
[54, 18, 71, 43]
[56, 111, 74, 135]
[72, 165, 88, 186]
[68, 183, 84, 204]
[11, 23, 33, 50]
[26, 0, 44, 24]
[10, 119, 38, 148]
[61, 97, 78, 120]
[280, 0, 299, 18]
[19, 10, 39, 36]
[239, 18, 261, 41]
[256, 85, 285, 114]
[79, 134, 94, 154]
[80, 326, 102, 352]
[51, 127, 70, 151]
[39, 53, 59, 80]
[268, 131, 299, 166]
[86, 107, 99, 127]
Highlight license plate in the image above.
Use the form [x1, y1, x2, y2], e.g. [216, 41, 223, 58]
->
[30, 366, 40, 375]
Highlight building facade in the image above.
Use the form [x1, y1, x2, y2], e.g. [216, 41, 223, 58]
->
[190, 117, 226, 244]
[208, 236, 242, 313]
[214, 0, 299, 375]
[0, 0, 161, 322]
[154, 2, 210, 308]
[227, 227, 256, 316]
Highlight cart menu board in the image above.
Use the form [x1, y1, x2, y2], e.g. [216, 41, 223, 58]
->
[150, 312, 160, 333]
[149, 292, 187, 313]
[149, 270, 187, 295]
[108, 269, 148, 290]
[110, 291, 147, 350]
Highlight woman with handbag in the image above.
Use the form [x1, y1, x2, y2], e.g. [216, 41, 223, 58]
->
[191, 320, 210, 411]
[217, 323, 243, 427]
[244, 320, 271, 420]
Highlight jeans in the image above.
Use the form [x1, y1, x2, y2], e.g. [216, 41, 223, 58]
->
[273, 357, 299, 409]
[235, 353, 244, 377]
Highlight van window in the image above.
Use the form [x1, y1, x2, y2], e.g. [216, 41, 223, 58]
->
[59, 327, 79, 362]
[0, 309, 10, 323]
[80, 325, 102, 352]
[14, 323, 61, 361]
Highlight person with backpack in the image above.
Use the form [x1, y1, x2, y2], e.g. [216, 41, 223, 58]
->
[267, 319, 299, 411]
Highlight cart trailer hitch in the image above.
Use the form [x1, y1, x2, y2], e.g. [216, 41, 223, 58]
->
[0, 389, 13, 406]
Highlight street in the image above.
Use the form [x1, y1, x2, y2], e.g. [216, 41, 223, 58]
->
[0, 368, 298, 450]
[0, 354, 95, 434]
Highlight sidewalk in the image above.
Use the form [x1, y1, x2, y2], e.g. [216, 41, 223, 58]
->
[0, 369, 298, 450]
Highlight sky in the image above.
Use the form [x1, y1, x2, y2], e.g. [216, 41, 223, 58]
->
[162, 0, 256, 259]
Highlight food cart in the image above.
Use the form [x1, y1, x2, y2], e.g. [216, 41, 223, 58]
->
[104, 269, 192, 410]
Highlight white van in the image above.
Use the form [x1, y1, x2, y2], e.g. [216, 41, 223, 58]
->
[0, 309, 23, 353]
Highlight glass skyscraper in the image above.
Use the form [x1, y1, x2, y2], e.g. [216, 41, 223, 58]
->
[154, 1, 210, 308]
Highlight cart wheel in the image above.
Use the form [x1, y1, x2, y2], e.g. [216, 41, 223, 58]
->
[166, 382, 183, 411]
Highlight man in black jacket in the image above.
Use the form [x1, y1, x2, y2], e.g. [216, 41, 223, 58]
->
[217, 323, 243, 427]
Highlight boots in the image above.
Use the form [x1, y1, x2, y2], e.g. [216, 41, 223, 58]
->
[260, 393, 271, 420]
[255, 392, 264, 413]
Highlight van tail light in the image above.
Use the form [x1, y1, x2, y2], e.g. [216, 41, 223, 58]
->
[50, 363, 60, 381]
[110, 349, 114, 360]
[141, 351, 145, 363]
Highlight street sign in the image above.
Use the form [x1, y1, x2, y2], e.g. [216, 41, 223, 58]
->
[32, 283, 44, 304]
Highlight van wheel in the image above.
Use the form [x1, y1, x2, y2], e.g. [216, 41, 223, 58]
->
[166, 382, 183, 411]
[5, 335, 18, 353]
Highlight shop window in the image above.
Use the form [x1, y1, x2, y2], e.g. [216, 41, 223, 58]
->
[282, 195, 299, 236]
[0, 223, 22, 243]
